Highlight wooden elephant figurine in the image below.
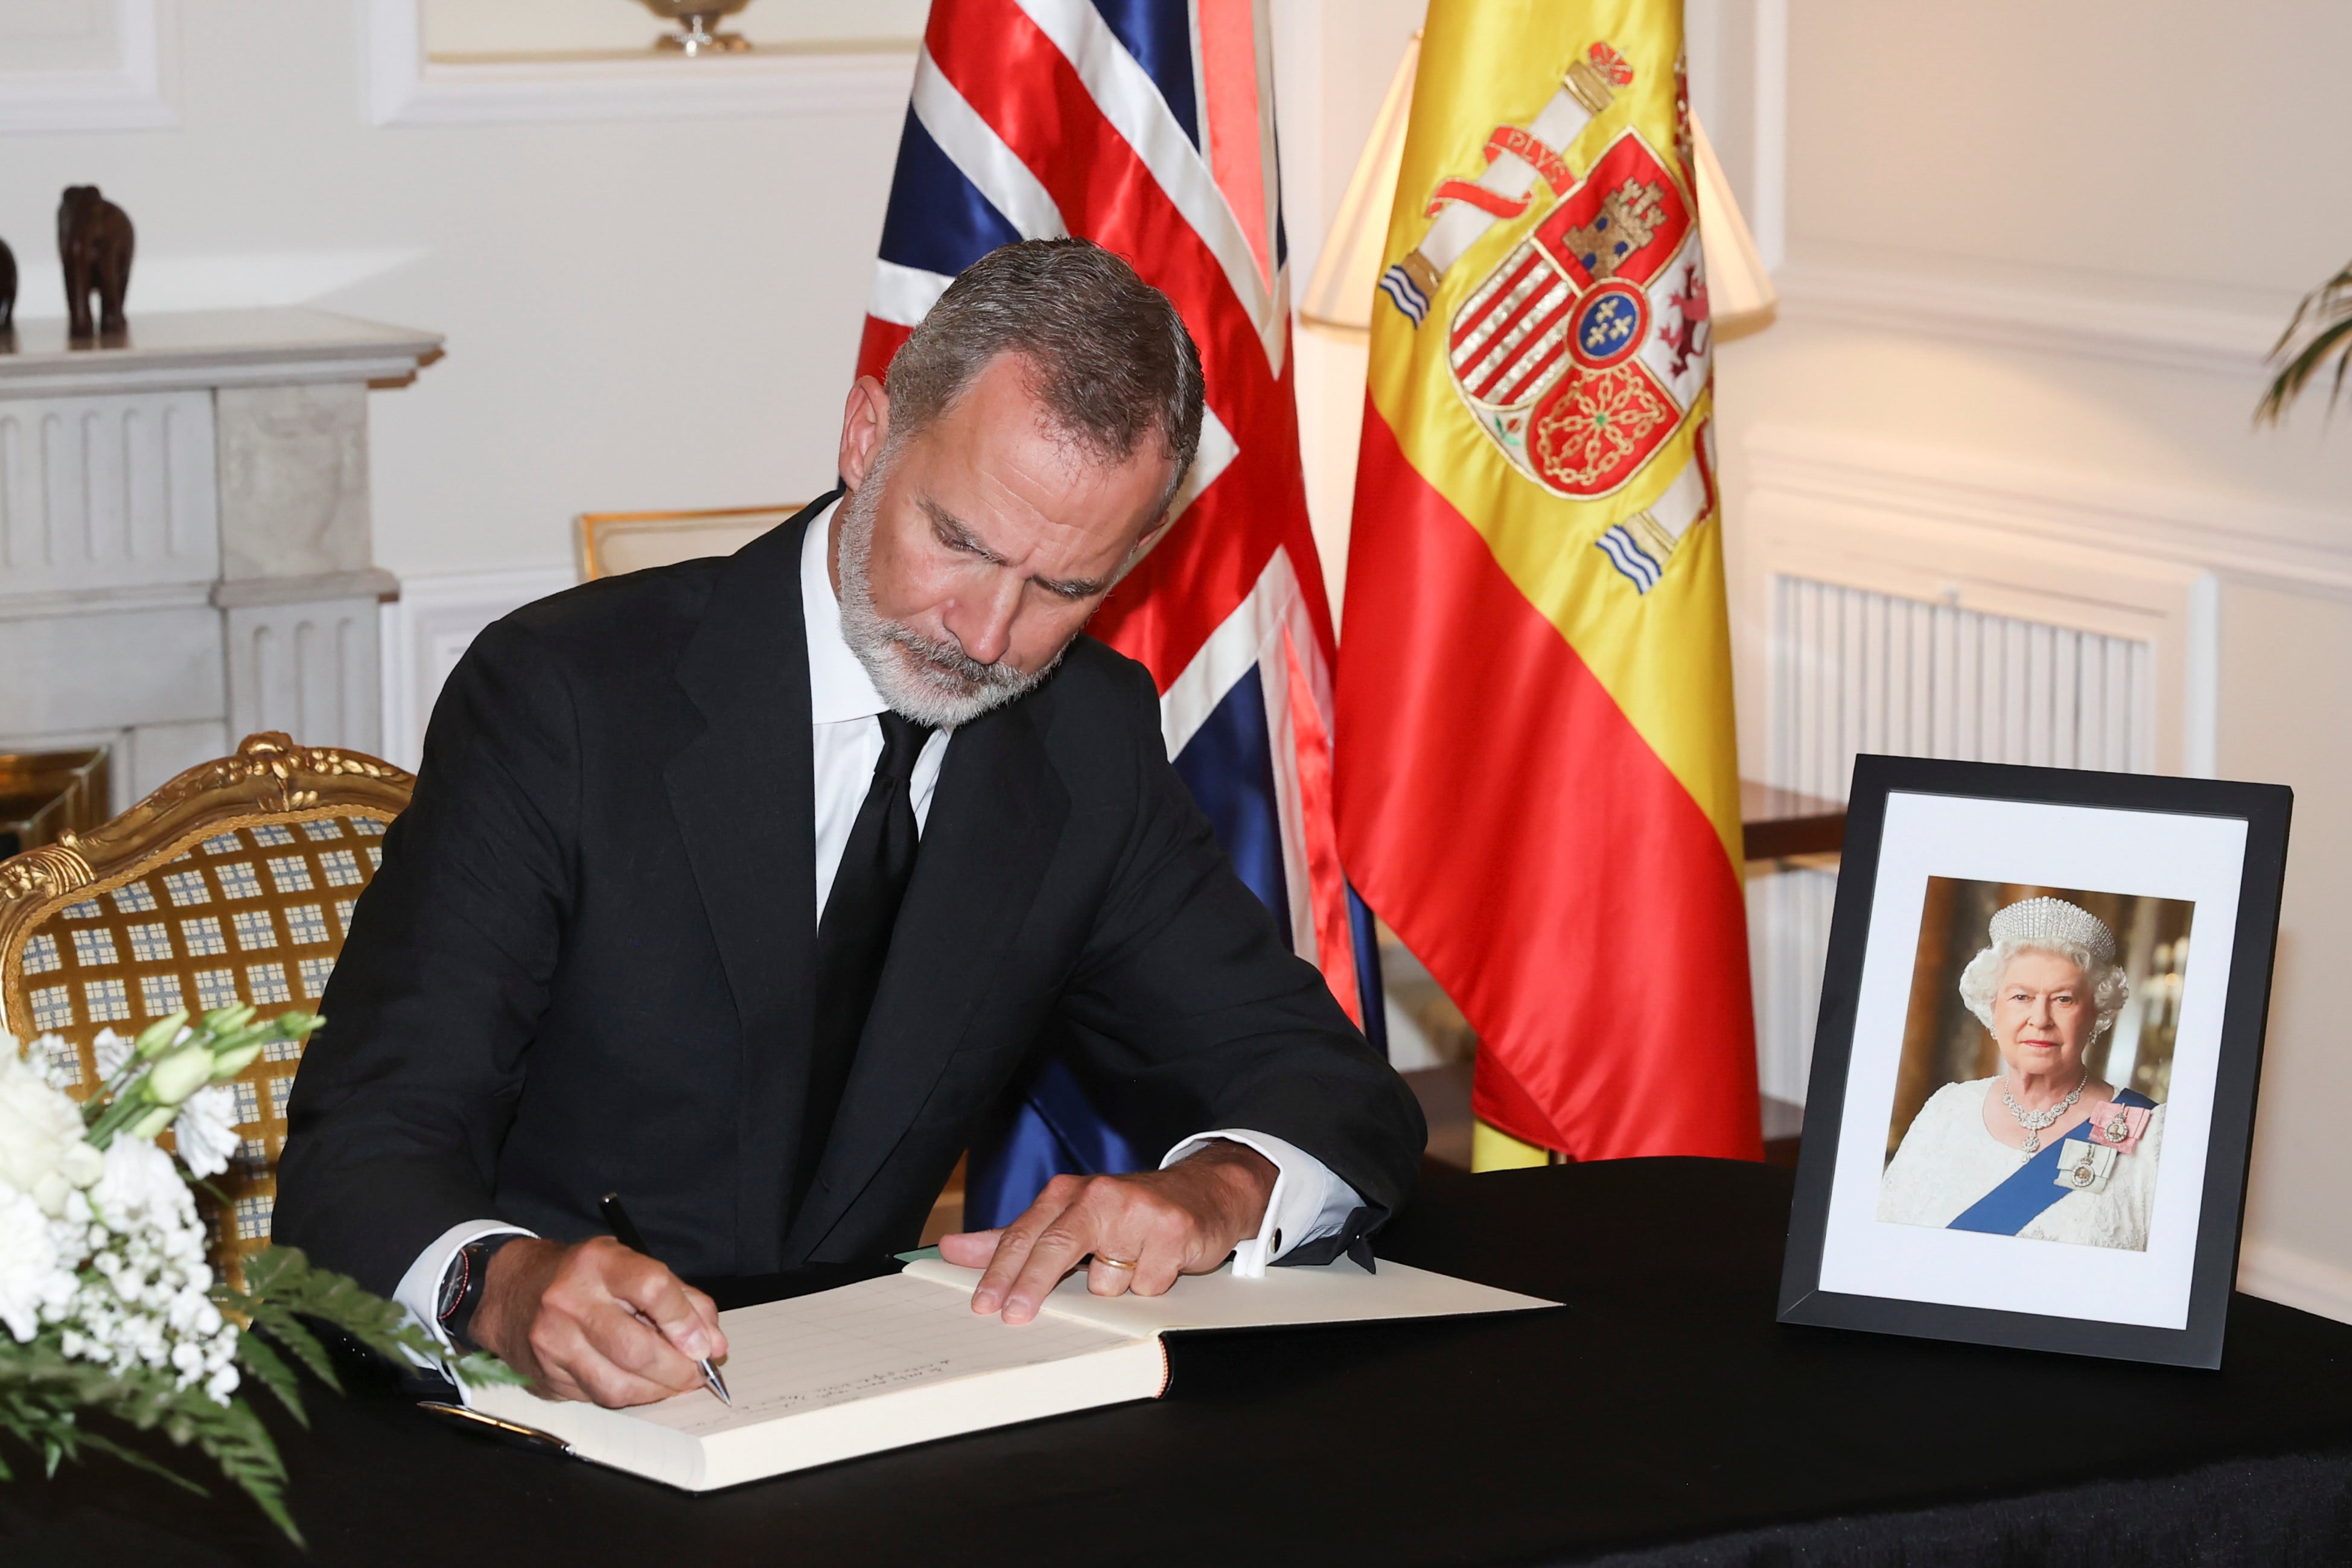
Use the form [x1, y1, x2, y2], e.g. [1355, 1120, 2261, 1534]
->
[58, 185, 134, 339]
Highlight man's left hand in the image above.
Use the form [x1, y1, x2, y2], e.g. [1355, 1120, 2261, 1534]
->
[938, 1141, 1276, 1324]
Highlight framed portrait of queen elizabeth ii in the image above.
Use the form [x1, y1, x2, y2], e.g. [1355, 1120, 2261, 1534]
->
[1779, 757, 2292, 1368]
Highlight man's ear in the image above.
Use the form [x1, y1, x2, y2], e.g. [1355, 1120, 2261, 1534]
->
[838, 375, 891, 491]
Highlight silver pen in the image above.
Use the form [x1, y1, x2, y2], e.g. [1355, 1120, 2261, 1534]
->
[599, 1191, 731, 1405]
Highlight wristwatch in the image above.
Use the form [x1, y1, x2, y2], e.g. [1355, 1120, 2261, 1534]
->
[436, 1234, 524, 1351]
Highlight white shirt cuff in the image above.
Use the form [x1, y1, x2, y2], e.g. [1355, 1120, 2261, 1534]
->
[393, 1218, 538, 1362]
[1159, 1130, 1363, 1278]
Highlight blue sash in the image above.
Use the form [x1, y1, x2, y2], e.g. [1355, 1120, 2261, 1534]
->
[1948, 1088, 2156, 1236]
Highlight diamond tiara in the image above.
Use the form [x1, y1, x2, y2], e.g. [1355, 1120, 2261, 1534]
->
[1987, 896, 2117, 965]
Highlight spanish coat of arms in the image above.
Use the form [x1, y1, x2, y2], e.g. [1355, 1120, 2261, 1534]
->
[1378, 43, 1718, 591]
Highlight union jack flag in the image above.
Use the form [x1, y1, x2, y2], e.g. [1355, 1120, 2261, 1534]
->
[856, 0, 1383, 1225]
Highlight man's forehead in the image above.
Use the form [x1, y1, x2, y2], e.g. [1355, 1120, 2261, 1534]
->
[902, 365, 1167, 563]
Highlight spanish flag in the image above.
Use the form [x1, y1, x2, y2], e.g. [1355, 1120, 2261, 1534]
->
[1334, 0, 1761, 1162]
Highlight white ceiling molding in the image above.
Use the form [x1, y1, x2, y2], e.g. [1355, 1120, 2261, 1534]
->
[0, 0, 174, 134]
[1745, 422, 2352, 602]
[365, 0, 914, 127]
[1776, 260, 2284, 381]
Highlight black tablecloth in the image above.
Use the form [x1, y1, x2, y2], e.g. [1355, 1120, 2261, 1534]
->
[8, 1159, 2352, 1566]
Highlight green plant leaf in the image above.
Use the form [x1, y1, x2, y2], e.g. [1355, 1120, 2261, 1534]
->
[249, 1307, 341, 1397]
[2259, 261, 2352, 424]
[451, 1351, 529, 1388]
[234, 1331, 308, 1428]
[188, 1395, 301, 1549]
[71, 1429, 212, 1497]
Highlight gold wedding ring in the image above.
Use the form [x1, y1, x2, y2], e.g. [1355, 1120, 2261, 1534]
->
[1092, 1253, 1139, 1272]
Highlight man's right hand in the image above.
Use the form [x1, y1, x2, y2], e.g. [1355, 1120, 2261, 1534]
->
[468, 1236, 728, 1408]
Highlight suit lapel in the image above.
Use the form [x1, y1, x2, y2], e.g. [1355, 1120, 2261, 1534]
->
[786, 691, 1070, 1258]
[666, 494, 835, 1270]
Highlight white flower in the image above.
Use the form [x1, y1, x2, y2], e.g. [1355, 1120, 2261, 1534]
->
[0, 1184, 72, 1342]
[91, 1027, 134, 1083]
[91, 1135, 199, 1237]
[0, 1051, 248, 1397]
[0, 1050, 104, 1213]
[28, 1033, 79, 1092]
[172, 1085, 242, 1179]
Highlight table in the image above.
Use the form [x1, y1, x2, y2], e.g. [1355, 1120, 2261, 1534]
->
[8, 1159, 2352, 1566]
[1739, 778, 1846, 862]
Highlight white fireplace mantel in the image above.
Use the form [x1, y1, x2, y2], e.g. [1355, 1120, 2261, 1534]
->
[0, 308, 442, 806]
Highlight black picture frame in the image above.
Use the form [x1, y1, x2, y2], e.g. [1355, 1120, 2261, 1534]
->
[1777, 756, 2292, 1368]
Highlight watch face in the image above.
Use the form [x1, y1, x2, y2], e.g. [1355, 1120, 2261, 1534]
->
[436, 1248, 471, 1319]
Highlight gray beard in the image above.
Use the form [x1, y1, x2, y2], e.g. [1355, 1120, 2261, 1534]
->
[833, 470, 1065, 730]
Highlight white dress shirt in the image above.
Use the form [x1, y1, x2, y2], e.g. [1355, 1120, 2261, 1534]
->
[394, 502, 1361, 1342]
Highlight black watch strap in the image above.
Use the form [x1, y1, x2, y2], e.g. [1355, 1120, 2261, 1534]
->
[438, 1233, 525, 1352]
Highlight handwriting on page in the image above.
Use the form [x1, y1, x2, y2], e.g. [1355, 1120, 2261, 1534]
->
[629, 1275, 1140, 1438]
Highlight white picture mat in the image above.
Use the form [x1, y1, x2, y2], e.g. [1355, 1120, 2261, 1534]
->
[1815, 792, 2246, 1331]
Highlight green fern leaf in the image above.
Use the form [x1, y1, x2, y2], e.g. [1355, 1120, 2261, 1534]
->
[249, 1307, 341, 1396]
[234, 1331, 309, 1428]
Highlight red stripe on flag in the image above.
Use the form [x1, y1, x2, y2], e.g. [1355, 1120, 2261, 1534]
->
[1449, 250, 1543, 351]
[856, 316, 915, 386]
[1335, 410, 1761, 1160]
[1457, 272, 1558, 377]
[1469, 295, 1572, 403]
[1283, 623, 1360, 1025]
[1197, 0, 1271, 292]
[1487, 327, 1571, 408]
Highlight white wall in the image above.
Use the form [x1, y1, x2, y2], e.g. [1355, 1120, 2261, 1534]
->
[0, 1, 908, 585]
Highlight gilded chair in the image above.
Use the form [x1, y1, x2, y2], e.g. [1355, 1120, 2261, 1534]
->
[0, 733, 413, 1287]
[576, 503, 804, 581]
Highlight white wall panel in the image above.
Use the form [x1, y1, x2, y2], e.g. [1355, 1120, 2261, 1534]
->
[1768, 575, 2152, 802]
[0, 392, 218, 598]
[225, 597, 381, 753]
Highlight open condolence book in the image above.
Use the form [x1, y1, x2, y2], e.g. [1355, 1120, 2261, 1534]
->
[458, 1252, 1553, 1491]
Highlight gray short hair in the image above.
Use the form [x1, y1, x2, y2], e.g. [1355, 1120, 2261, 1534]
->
[883, 238, 1205, 508]
[1957, 941, 2132, 1039]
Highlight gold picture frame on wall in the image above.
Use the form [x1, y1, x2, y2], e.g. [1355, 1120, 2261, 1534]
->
[575, 504, 803, 581]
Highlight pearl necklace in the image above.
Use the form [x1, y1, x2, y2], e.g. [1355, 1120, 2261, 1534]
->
[2000, 1071, 2088, 1155]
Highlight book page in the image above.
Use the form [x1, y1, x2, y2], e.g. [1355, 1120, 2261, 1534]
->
[625, 1273, 1149, 1439]
[901, 1252, 1555, 1335]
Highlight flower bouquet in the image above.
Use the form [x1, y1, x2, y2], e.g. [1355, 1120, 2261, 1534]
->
[2, 1007, 512, 1543]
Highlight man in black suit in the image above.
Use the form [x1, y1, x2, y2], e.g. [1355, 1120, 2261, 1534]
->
[275, 240, 1423, 1410]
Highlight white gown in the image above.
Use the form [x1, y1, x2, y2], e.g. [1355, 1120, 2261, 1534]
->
[1877, 1077, 2166, 1252]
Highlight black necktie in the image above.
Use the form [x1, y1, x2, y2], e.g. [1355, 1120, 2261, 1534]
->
[797, 710, 935, 1217]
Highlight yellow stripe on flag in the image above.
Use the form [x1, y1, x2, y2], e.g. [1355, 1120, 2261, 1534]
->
[1471, 1117, 1554, 1173]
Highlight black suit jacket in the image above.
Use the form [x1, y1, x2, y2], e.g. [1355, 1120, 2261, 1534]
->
[276, 497, 1424, 1296]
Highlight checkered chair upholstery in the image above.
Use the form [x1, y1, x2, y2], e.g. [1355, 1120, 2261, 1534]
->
[1, 733, 413, 1288]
